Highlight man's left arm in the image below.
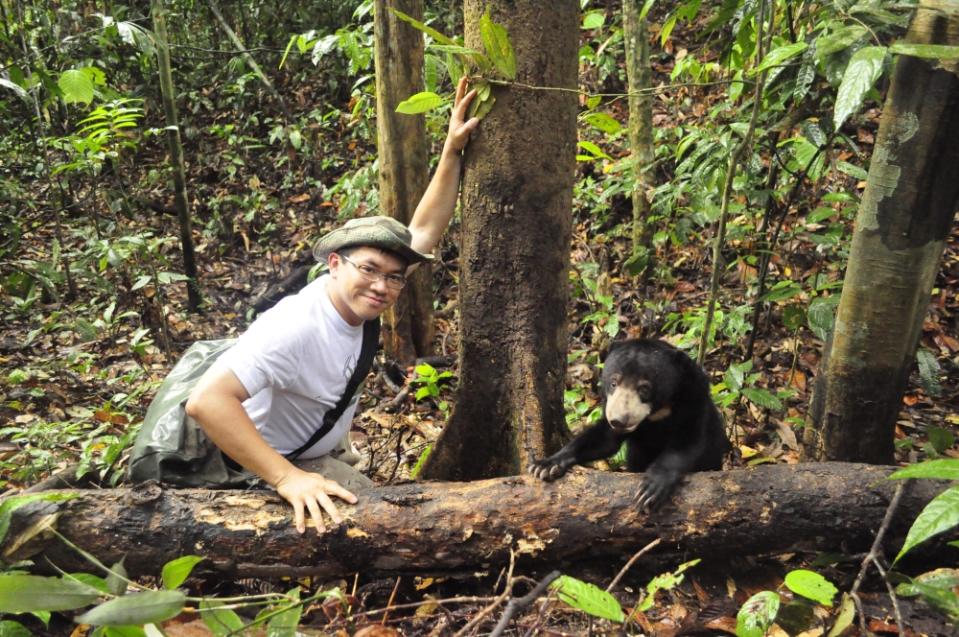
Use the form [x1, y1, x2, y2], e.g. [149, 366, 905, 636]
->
[408, 76, 480, 256]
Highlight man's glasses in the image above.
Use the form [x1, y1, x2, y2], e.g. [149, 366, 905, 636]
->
[339, 254, 407, 290]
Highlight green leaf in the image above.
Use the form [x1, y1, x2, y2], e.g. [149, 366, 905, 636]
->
[389, 8, 456, 46]
[736, 590, 780, 637]
[266, 587, 301, 637]
[480, 11, 516, 79]
[784, 569, 837, 607]
[199, 598, 246, 636]
[409, 444, 432, 480]
[928, 426, 955, 454]
[395, 91, 444, 115]
[106, 560, 128, 597]
[742, 387, 782, 411]
[550, 575, 624, 622]
[890, 459, 959, 481]
[583, 112, 621, 134]
[75, 590, 186, 626]
[753, 41, 808, 75]
[895, 485, 959, 563]
[834, 46, 887, 129]
[827, 593, 856, 637]
[577, 140, 611, 160]
[0, 620, 32, 637]
[58, 69, 95, 105]
[0, 491, 79, 544]
[916, 348, 942, 397]
[161, 555, 204, 590]
[889, 43, 959, 61]
[582, 11, 606, 30]
[639, 0, 656, 22]
[102, 626, 147, 637]
[0, 574, 99, 613]
[816, 25, 868, 58]
[807, 295, 839, 340]
[0, 78, 28, 101]
[896, 570, 959, 620]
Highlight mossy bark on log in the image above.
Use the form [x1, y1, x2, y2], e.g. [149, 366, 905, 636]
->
[3, 463, 946, 580]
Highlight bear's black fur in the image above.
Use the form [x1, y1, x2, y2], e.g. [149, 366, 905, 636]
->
[528, 338, 730, 509]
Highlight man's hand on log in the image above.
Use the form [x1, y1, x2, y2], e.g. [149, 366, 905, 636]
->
[273, 467, 357, 534]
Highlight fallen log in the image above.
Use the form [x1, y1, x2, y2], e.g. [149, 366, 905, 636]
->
[1, 463, 948, 580]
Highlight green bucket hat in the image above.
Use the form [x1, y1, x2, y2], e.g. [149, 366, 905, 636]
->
[312, 216, 434, 264]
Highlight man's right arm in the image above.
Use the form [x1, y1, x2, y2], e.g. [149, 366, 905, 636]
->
[185, 368, 357, 533]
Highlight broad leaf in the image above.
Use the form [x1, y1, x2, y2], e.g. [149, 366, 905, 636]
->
[75, 591, 186, 626]
[0, 574, 99, 613]
[395, 91, 444, 115]
[582, 11, 605, 30]
[265, 587, 301, 637]
[753, 41, 808, 75]
[161, 555, 204, 590]
[890, 458, 959, 481]
[896, 570, 959, 620]
[826, 593, 856, 637]
[834, 46, 887, 129]
[784, 569, 837, 607]
[577, 141, 611, 160]
[895, 485, 959, 563]
[583, 112, 621, 134]
[0, 78, 28, 101]
[742, 387, 782, 411]
[389, 8, 456, 46]
[58, 69, 95, 105]
[480, 11, 516, 79]
[106, 559, 129, 597]
[889, 43, 959, 61]
[550, 575, 625, 623]
[0, 492, 78, 544]
[200, 598, 246, 636]
[807, 295, 839, 340]
[0, 621, 31, 637]
[102, 626, 147, 637]
[736, 591, 780, 637]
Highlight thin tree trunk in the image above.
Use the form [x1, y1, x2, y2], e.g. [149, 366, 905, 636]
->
[7, 464, 946, 580]
[805, 0, 959, 462]
[373, 0, 432, 363]
[151, 0, 203, 312]
[208, 0, 293, 123]
[623, 0, 655, 278]
[419, 0, 579, 480]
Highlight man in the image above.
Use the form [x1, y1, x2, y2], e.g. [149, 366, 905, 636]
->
[185, 78, 479, 534]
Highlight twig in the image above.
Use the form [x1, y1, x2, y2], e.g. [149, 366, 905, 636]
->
[606, 537, 662, 592]
[489, 570, 561, 637]
[380, 576, 401, 625]
[848, 481, 906, 636]
[452, 550, 516, 637]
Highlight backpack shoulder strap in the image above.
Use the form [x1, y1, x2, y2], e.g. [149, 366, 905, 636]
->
[285, 318, 380, 461]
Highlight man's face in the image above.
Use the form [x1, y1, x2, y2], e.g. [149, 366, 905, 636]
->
[327, 246, 407, 325]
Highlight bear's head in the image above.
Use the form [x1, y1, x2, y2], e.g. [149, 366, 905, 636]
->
[600, 340, 679, 433]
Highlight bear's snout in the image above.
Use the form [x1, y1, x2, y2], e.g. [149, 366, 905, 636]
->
[605, 385, 652, 433]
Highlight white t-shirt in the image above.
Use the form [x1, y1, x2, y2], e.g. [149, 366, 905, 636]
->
[212, 274, 364, 459]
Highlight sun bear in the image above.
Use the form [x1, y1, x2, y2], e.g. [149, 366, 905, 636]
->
[528, 338, 730, 509]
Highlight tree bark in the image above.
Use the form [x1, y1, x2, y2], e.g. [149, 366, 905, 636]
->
[151, 0, 203, 312]
[5, 464, 946, 580]
[373, 0, 432, 363]
[805, 0, 959, 463]
[420, 0, 579, 480]
[623, 0, 655, 276]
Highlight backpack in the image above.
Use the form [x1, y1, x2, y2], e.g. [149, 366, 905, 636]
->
[127, 319, 380, 488]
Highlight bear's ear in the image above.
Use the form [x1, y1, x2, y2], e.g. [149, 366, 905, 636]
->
[600, 339, 626, 363]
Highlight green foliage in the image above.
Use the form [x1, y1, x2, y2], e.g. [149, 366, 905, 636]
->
[75, 590, 186, 626]
[895, 569, 959, 621]
[550, 575, 625, 623]
[0, 574, 100, 613]
[784, 569, 837, 607]
[160, 556, 204, 590]
[736, 590, 780, 637]
[639, 559, 700, 612]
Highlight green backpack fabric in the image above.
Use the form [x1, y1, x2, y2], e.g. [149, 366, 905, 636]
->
[127, 319, 380, 488]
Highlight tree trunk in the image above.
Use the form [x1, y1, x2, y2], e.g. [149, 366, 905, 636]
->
[373, 0, 432, 363]
[623, 0, 655, 277]
[805, 0, 959, 463]
[151, 0, 203, 312]
[419, 0, 579, 480]
[6, 464, 945, 580]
